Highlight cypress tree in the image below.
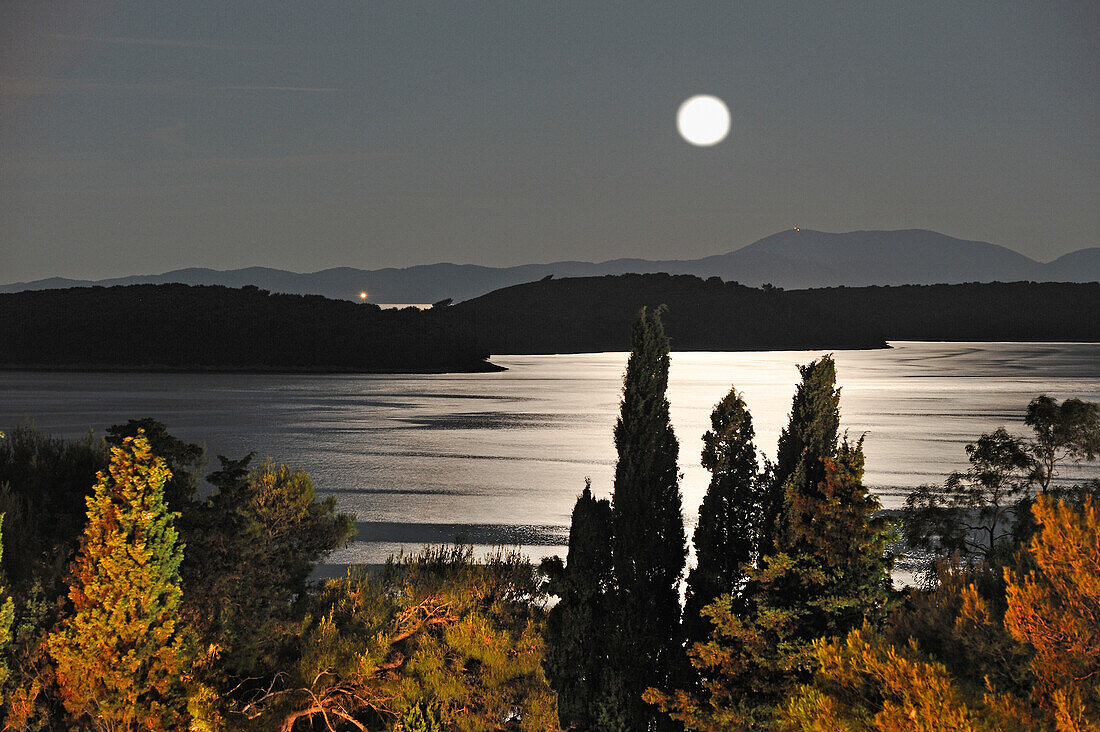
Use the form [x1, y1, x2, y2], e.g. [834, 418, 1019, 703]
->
[761, 355, 841, 557]
[773, 438, 893, 638]
[648, 442, 892, 728]
[542, 479, 613, 729]
[741, 372, 889, 716]
[683, 387, 760, 643]
[608, 306, 687, 730]
[48, 432, 193, 730]
[764, 356, 889, 642]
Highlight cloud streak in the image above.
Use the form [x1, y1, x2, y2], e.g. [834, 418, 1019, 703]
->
[0, 76, 345, 96]
[171, 152, 399, 172]
[0, 152, 400, 188]
[211, 85, 345, 93]
[48, 34, 251, 52]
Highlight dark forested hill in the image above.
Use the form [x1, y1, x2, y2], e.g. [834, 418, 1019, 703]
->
[432, 275, 1100, 354]
[0, 284, 497, 372]
[434, 275, 885, 352]
[2, 278, 1095, 370]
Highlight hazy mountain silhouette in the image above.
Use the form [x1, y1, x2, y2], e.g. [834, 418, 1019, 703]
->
[1043, 248, 1100, 282]
[4, 229, 1096, 302]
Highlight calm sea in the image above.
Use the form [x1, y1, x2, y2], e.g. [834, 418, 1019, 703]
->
[2, 342, 1098, 567]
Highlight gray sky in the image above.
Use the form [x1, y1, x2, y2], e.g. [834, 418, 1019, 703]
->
[2, 1, 1097, 282]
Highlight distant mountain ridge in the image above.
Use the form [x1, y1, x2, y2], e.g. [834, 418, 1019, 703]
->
[4, 229, 1097, 303]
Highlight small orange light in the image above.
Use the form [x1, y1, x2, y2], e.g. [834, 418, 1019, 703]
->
[359, 291, 368, 300]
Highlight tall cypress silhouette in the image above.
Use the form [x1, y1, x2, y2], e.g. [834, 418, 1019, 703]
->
[607, 306, 687, 730]
[683, 387, 760, 643]
[778, 437, 893, 633]
[760, 355, 841, 556]
[757, 357, 889, 703]
[647, 363, 891, 728]
[541, 479, 613, 729]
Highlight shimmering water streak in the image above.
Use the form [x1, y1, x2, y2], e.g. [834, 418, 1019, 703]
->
[1, 342, 1096, 566]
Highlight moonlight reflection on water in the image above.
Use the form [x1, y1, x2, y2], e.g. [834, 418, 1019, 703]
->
[1, 342, 1097, 567]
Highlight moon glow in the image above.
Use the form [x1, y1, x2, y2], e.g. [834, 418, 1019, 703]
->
[676, 95, 730, 146]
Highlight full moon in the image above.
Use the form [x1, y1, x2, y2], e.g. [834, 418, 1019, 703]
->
[676, 95, 730, 146]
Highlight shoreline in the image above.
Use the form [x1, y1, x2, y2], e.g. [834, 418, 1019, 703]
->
[0, 361, 506, 375]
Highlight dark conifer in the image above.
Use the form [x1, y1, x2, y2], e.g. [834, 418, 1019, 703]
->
[761, 355, 841, 556]
[608, 306, 687, 730]
[683, 387, 760, 643]
[774, 437, 893, 637]
[183, 456, 354, 678]
[105, 418, 204, 513]
[648, 441, 892, 728]
[541, 480, 613, 729]
[766, 357, 891, 642]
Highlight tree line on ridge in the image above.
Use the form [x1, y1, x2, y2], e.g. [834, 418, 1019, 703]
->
[4, 276, 1099, 373]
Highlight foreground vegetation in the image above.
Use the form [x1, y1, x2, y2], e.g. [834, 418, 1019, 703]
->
[0, 311, 1097, 730]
